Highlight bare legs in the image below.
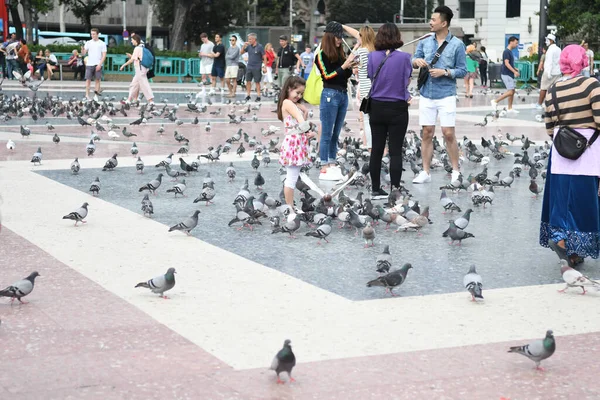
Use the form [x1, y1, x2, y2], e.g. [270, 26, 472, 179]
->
[494, 89, 515, 110]
[421, 126, 459, 173]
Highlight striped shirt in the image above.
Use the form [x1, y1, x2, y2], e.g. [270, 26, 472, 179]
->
[357, 47, 372, 101]
[544, 76, 600, 136]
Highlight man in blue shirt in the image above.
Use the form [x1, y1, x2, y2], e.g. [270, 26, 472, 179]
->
[241, 33, 266, 102]
[412, 6, 467, 184]
[491, 36, 520, 113]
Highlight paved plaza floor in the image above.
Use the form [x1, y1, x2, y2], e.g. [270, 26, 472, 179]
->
[1, 79, 599, 399]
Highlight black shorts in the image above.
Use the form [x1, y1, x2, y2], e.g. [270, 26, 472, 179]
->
[245, 67, 262, 83]
[211, 64, 225, 78]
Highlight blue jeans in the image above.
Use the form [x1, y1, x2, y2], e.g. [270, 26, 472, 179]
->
[319, 88, 348, 164]
[7, 59, 18, 79]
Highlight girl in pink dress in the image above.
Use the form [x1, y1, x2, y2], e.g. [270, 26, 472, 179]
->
[276, 76, 316, 206]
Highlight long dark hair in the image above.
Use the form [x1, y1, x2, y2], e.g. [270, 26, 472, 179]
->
[375, 23, 403, 51]
[321, 32, 346, 63]
[277, 76, 306, 121]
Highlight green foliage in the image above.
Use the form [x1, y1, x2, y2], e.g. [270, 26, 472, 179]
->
[548, 0, 600, 41]
[29, 43, 198, 58]
[257, 0, 287, 26]
[58, 0, 117, 31]
[326, 0, 435, 24]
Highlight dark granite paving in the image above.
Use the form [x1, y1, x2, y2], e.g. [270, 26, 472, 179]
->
[35, 147, 600, 301]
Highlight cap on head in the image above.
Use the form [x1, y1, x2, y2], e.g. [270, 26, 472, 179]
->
[279, 35, 288, 41]
[324, 21, 344, 38]
[546, 33, 556, 42]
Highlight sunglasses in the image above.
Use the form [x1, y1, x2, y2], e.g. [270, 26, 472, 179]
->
[230, 39, 236, 42]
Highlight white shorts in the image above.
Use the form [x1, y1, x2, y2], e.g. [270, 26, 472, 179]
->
[418, 95, 456, 127]
[262, 66, 273, 83]
[225, 66, 239, 79]
[200, 62, 213, 75]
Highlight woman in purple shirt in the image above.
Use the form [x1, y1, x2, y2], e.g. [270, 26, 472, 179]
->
[367, 23, 413, 198]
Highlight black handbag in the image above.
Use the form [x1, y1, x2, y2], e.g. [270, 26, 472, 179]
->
[417, 41, 449, 90]
[360, 50, 392, 114]
[550, 82, 600, 160]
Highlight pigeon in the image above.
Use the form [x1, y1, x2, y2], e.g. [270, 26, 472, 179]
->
[136, 156, 145, 173]
[31, 147, 42, 165]
[0, 272, 40, 304]
[529, 179, 543, 197]
[141, 194, 154, 217]
[139, 173, 164, 195]
[440, 190, 461, 213]
[77, 116, 91, 126]
[166, 179, 187, 197]
[446, 220, 474, 245]
[237, 143, 246, 157]
[89, 177, 101, 196]
[463, 265, 483, 301]
[102, 153, 118, 171]
[86, 139, 96, 156]
[193, 181, 216, 205]
[52, 133, 60, 144]
[376, 245, 392, 274]
[366, 263, 412, 296]
[508, 330, 556, 370]
[254, 172, 265, 190]
[165, 164, 186, 181]
[558, 259, 600, 294]
[226, 162, 236, 182]
[46, 121, 55, 131]
[62, 202, 89, 226]
[251, 154, 260, 170]
[107, 130, 120, 139]
[271, 213, 301, 237]
[270, 339, 296, 384]
[6, 139, 15, 150]
[122, 127, 137, 138]
[135, 268, 176, 299]
[155, 153, 174, 168]
[362, 221, 375, 247]
[304, 217, 332, 244]
[168, 210, 201, 235]
[130, 142, 139, 156]
[442, 208, 472, 237]
[71, 158, 80, 174]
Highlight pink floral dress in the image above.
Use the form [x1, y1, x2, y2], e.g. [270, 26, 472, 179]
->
[279, 113, 310, 166]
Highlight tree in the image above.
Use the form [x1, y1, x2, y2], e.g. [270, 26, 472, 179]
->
[548, 0, 600, 41]
[58, 0, 116, 32]
[153, 0, 248, 51]
[257, 0, 286, 26]
[326, 0, 434, 24]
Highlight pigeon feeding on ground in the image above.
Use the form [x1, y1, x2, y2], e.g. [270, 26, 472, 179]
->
[362, 221, 375, 247]
[139, 173, 164, 195]
[141, 194, 154, 217]
[136, 157, 145, 173]
[376, 245, 392, 274]
[168, 210, 201, 235]
[508, 330, 556, 371]
[558, 260, 600, 294]
[135, 267, 176, 299]
[193, 181, 216, 206]
[304, 217, 332, 244]
[440, 189, 461, 213]
[62, 202, 89, 226]
[102, 153, 118, 171]
[0, 271, 40, 304]
[367, 263, 412, 296]
[270, 339, 296, 384]
[463, 265, 483, 301]
[442, 209, 473, 237]
[70, 158, 80, 174]
[30, 147, 42, 165]
[166, 179, 187, 197]
[52, 133, 60, 144]
[89, 177, 100, 196]
[445, 220, 474, 245]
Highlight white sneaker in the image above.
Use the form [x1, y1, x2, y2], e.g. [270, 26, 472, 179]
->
[220, 88, 225, 94]
[412, 171, 431, 184]
[491, 100, 498, 110]
[534, 103, 543, 110]
[507, 108, 520, 114]
[451, 170, 461, 182]
[208, 89, 216, 96]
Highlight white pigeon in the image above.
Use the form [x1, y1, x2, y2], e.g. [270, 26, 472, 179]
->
[107, 130, 120, 140]
[6, 139, 15, 150]
[559, 260, 600, 295]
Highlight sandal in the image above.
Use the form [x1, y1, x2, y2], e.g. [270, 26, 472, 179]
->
[570, 254, 584, 266]
[548, 240, 575, 267]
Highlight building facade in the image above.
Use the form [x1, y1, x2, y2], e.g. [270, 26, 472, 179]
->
[444, 0, 542, 61]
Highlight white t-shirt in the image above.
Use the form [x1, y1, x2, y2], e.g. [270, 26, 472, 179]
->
[584, 49, 594, 71]
[48, 54, 58, 64]
[84, 39, 107, 66]
[199, 41, 214, 67]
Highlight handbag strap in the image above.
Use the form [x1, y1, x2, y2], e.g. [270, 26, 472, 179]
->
[430, 40, 449, 67]
[550, 81, 600, 147]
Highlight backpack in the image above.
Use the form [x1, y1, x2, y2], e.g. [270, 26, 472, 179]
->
[139, 45, 154, 69]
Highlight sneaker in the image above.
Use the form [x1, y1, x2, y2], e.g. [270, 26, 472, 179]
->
[220, 88, 225, 94]
[319, 167, 344, 181]
[245, 96, 251, 102]
[490, 100, 498, 110]
[255, 97, 261, 102]
[412, 170, 431, 184]
[208, 89, 215, 96]
[371, 188, 389, 200]
[507, 108, 520, 114]
[534, 103, 543, 110]
[451, 170, 461, 182]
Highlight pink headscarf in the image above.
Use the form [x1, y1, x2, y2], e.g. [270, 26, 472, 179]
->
[559, 44, 588, 76]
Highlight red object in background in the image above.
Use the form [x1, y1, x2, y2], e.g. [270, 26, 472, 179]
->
[0, 1, 8, 41]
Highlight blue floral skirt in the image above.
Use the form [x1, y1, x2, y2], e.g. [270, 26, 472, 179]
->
[539, 151, 600, 259]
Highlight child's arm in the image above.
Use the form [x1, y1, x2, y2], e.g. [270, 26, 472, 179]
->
[296, 102, 309, 120]
[282, 100, 316, 138]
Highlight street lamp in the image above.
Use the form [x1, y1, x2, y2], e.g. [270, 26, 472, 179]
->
[31, 7, 39, 44]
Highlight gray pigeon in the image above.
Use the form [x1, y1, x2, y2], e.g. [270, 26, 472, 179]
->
[139, 173, 163, 194]
[102, 153, 118, 171]
[136, 156, 145, 174]
[304, 217, 332, 243]
[367, 263, 412, 296]
[270, 339, 296, 384]
[193, 181, 216, 205]
[463, 264, 483, 301]
[376, 245, 392, 274]
[70, 158, 80, 174]
[254, 172, 265, 190]
[31, 147, 42, 165]
[0, 271, 40, 304]
[508, 330, 556, 370]
[442, 208, 473, 237]
[168, 210, 200, 235]
[446, 220, 474, 245]
[272, 213, 301, 238]
[226, 162, 236, 182]
[62, 202, 89, 226]
[141, 194, 154, 217]
[362, 221, 375, 247]
[166, 179, 187, 197]
[89, 177, 100, 196]
[135, 267, 176, 298]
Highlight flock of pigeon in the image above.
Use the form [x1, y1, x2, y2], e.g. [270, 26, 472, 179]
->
[2, 80, 599, 377]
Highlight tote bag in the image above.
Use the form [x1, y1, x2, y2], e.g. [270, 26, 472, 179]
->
[303, 45, 323, 105]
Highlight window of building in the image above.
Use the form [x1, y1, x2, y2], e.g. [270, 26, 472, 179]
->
[135, 0, 142, 4]
[459, 0, 475, 19]
[506, 0, 521, 18]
